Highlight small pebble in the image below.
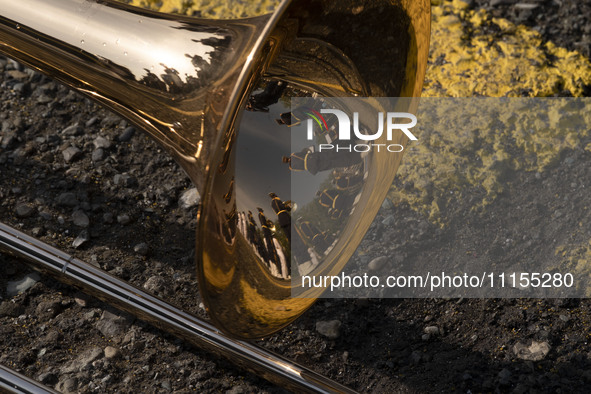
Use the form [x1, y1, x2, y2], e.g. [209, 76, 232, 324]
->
[74, 294, 89, 307]
[381, 215, 396, 226]
[103, 212, 114, 224]
[15, 202, 34, 218]
[72, 230, 89, 248]
[342, 351, 349, 363]
[424, 326, 440, 336]
[161, 380, 172, 391]
[6, 70, 28, 80]
[559, 314, 570, 322]
[93, 136, 111, 149]
[134, 242, 149, 256]
[143, 276, 167, 295]
[118, 126, 135, 142]
[56, 192, 78, 207]
[55, 377, 78, 393]
[381, 198, 394, 210]
[0, 301, 25, 317]
[61, 347, 103, 374]
[7, 272, 41, 296]
[513, 340, 551, 361]
[410, 350, 422, 364]
[113, 173, 137, 188]
[368, 256, 388, 271]
[72, 210, 90, 227]
[96, 310, 133, 337]
[104, 346, 120, 359]
[36, 94, 53, 104]
[316, 320, 341, 339]
[514, 3, 539, 10]
[85, 116, 98, 127]
[91, 148, 105, 162]
[62, 146, 82, 163]
[62, 124, 82, 136]
[117, 214, 131, 225]
[179, 188, 200, 209]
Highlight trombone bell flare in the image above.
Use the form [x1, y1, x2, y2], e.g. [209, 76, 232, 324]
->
[0, 0, 431, 339]
[198, 0, 431, 338]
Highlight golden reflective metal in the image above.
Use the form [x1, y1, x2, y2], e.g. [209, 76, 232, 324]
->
[199, 0, 431, 338]
[0, 0, 430, 339]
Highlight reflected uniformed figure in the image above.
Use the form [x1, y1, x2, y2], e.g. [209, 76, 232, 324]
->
[332, 168, 364, 191]
[282, 148, 308, 171]
[290, 225, 312, 272]
[246, 80, 287, 112]
[223, 178, 234, 204]
[269, 192, 291, 239]
[275, 111, 300, 126]
[275, 104, 342, 140]
[283, 146, 362, 175]
[246, 210, 268, 261]
[317, 124, 339, 144]
[257, 208, 281, 273]
[236, 209, 290, 279]
[268, 219, 290, 278]
[222, 207, 237, 244]
[297, 220, 332, 254]
[275, 105, 315, 127]
[317, 188, 354, 219]
[246, 211, 258, 244]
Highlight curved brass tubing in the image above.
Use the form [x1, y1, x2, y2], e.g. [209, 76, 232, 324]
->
[0, 0, 430, 340]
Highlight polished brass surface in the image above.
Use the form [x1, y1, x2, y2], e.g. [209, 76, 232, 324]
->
[0, 0, 430, 340]
[199, 0, 431, 338]
[0, 0, 281, 191]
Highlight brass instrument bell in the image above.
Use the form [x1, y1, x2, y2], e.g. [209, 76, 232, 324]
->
[0, 0, 430, 339]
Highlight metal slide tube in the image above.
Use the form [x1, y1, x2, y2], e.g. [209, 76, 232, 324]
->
[0, 364, 60, 394]
[0, 222, 355, 393]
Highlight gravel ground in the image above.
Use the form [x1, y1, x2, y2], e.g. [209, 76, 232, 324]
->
[2, 1, 591, 393]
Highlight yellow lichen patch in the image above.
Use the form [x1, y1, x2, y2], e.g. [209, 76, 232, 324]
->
[424, 3, 591, 97]
[555, 243, 591, 297]
[391, 98, 591, 224]
[391, 0, 591, 223]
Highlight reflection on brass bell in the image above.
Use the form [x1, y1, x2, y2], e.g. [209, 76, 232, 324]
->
[0, 0, 430, 339]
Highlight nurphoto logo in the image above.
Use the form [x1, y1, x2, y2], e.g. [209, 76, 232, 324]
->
[304, 108, 418, 153]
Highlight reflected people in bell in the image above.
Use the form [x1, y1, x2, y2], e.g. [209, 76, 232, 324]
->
[246, 210, 268, 261]
[332, 168, 364, 191]
[221, 207, 237, 244]
[282, 146, 362, 176]
[246, 80, 287, 112]
[296, 219, 332, 254]
[269, 192, 291, 240]
[257, 208, 288, 278]
[275, 111, 296, 126]
[223, 178, 234, 204]
[316, 188, 354, 219]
